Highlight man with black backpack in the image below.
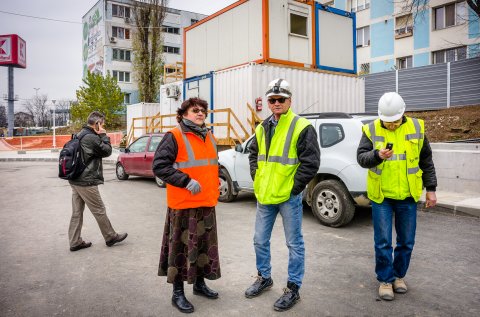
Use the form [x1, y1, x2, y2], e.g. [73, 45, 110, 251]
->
[67, 111, 127, 252]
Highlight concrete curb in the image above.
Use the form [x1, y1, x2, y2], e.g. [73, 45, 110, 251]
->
[0, 158, 117, 164]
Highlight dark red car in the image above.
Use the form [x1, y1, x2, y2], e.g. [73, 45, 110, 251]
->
[116, 133, 165, 187]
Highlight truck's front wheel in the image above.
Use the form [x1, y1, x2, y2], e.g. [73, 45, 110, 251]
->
[311, 179, 355, 227]
[219, 168, 237, 202]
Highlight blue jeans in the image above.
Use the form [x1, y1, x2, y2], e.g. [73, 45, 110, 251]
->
[254, 193, 304, 287]
[372, 197, 417, 283]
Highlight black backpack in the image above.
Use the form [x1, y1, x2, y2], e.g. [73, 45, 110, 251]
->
[58, 132, 93, 180]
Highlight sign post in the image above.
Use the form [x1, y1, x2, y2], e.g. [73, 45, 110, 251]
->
[0, 34, 27, 137]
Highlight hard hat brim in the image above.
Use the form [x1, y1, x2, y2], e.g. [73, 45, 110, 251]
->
[266, 92, 291, 98]
[379, 112, 403, 122]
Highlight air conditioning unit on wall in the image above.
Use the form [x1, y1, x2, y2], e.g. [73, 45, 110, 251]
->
[166, 85, 180, 99]
[110, 37, 116, 43]
[124, 17, 131, 24]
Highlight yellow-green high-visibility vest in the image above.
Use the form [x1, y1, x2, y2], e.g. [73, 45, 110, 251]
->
[362, 117, 425, 203]
[254, 108, 311, 204]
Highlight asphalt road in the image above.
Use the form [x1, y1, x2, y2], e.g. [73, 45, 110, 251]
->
[0, 162, 479, 317]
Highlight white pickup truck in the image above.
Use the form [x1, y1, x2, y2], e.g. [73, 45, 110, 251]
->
[218, 113, 377, 227]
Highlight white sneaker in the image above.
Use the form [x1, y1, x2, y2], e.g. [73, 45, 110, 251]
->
[379, 282, 394, 301]
[393, 278, 407, 294]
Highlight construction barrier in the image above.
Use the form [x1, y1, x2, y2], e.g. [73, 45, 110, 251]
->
[0, 132, 123, 151]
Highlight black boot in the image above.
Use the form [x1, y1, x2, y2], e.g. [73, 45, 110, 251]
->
[245, 272, 273, 298]
[172, 281, 194, 313]
[273, 281, 300, 311]
[193, 277, 219, 299]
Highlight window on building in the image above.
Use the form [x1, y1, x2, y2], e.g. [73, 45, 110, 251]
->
[112, 70, 131, 83]
[434, 1, 467, 30]
[163, 46, 180, 54]
[113, 49, 131, 61]
[124, 93, 131, 104]
[162, 26, 180, 34]
[191, 19, 199, 25]
[356, 26, 370, 47]
[432, 46, 467, 64]
[397, 56, 413, 69]
[112, 27, 130, 39]
[165, 67, 176, 74]
[112, 4, 130, 18]
[348, 0, 370, 12]
[395, 14, 413, 38]
[290, 13, 308, 37]
[359, 63, 370, 75]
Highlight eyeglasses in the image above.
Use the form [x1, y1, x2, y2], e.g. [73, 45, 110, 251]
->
[267, 97, 287, 104]
[190, 107, 207, 114]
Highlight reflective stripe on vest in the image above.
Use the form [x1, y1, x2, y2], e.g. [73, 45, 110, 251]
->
[173, 125, 218, 169]
[257, 116, 300, 165]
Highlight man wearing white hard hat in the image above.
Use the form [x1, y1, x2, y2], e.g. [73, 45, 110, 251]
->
[357, 92, 437, 301]
[245, 78, 320, 311]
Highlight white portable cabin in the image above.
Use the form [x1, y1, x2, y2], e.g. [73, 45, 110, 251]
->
[126, 103, 160, 139]
[212, 62, 365, 139]
[184, 0, 316, 79]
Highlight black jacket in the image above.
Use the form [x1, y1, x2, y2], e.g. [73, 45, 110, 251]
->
[248, 114, 321, 196]
[356, 118, 437, 191]
[152, 122, 208, 188]
[69, 126, 112, 186]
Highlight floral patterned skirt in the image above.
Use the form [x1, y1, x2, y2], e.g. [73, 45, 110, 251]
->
[158, 206, 221, 284]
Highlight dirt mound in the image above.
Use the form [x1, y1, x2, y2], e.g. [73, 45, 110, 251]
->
[406, 105, 480, 143]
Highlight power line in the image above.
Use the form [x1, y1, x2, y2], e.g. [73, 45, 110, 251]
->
[0, 10, 81, 24]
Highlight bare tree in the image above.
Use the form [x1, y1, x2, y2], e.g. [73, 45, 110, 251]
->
[0, 103, 7, 127]
[396, 0, 479, 21]
[132, 0, 168, 103]
[23, 94, 50, 128]
[55, 99, 73, 126]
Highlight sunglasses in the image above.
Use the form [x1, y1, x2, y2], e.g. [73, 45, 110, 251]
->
[190, 107, 207, 114]
[267, 97, 288, 104]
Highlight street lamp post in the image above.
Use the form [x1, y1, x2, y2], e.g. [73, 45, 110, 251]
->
[52, 99, 56, 149]
[33, 88, 40, 98]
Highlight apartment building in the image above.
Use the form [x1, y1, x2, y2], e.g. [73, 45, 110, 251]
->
[82, 0, 206, 105]
[319, 0, 480, 74]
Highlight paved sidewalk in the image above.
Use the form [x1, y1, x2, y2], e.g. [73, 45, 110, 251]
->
[0, 148, 478, 218]
[0, 148, 119, 164]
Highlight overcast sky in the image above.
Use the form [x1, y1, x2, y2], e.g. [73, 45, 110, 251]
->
[0, 0, 237, 109]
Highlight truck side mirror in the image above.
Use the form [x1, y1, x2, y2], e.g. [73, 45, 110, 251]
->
[235, 144, 243, 152]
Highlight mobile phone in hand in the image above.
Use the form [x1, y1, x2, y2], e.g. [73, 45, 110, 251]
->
[386, 143, 393, 150]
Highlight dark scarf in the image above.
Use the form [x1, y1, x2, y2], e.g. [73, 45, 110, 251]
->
[182, 118, 208, 140]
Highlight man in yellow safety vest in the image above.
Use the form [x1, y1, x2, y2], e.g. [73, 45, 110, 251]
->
[245, 78, 320, 311]
[357, 92, 437, 301]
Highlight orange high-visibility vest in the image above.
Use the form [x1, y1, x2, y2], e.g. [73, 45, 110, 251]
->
[166, 125, 219, 209]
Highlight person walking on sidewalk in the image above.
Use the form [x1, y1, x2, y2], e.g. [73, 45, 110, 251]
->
[357, 92, 437, 301]
[153, 98, 221, 314]
[68, 111, 128, 252]
[245, 79, 320, 311]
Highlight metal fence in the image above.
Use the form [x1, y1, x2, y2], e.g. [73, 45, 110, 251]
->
[364, 57, 480, 112]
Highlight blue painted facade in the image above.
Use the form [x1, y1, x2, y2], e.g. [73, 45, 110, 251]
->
[371, 59, 394, 73]
[370, 0, 393, 19]
[414, 52, 430, 67]
[469, 44, 480, 58]
[469, 7, 480, 39]
[334, 0, 347, 11]
[371, 20, 394, 58]
[413, 10, 429, 50]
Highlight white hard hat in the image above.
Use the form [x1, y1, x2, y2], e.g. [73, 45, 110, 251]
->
[266, 78, 292, 98]
[378, 92, 406, 122]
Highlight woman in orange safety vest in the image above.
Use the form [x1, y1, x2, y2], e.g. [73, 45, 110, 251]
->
[153, 98, 221, 314]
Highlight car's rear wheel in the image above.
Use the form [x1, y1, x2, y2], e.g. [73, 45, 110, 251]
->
[311, 179, 355, 228]
[219, 168, 237, 202]
[155, 176, 166, 188]
[116, 163, 129, 180]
